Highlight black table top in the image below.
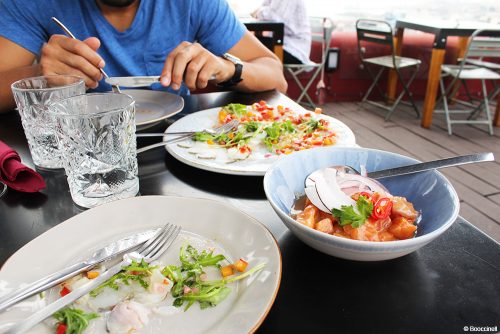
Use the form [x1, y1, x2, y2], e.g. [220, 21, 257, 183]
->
[1, 90, 499, 334]
[395, 19, 500, 48]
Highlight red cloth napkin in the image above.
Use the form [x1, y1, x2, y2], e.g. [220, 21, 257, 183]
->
[0, 140, 46, 193]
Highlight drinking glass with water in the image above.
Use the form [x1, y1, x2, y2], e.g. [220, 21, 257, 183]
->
[11, 76, 85, 170]
[49, 93, 139, 208]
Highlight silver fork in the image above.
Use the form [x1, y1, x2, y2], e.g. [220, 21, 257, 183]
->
[6, 222, 181, 334]
[51, 17, 121, 94]
[136, 119, 240, 154]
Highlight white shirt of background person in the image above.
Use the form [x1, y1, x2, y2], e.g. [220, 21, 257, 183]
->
[253, 0, 312, 65]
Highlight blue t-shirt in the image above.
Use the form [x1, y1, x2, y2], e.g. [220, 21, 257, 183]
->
[0, 0, 246, 95]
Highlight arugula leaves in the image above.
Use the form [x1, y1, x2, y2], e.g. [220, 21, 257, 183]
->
[53, 308, 99, 334]
[161, 245, 229, 310]
[90, 259, 157, 297]
[332, 196, 373, 228]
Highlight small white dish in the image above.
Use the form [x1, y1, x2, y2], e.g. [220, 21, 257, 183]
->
[123, 89, 184, 130]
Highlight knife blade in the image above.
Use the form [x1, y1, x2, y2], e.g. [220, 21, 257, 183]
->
[105, 74, 217, 87]
[0, 228, 157, 313]
[5, 257, 128, 334]
[105, 76, 161, 87]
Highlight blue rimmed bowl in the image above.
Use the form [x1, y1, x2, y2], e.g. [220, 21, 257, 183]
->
[263, 147, 460, 261]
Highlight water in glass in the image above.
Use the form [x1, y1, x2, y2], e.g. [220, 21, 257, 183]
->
[11, 76, 85, 169]
[50, 93, 139, 208]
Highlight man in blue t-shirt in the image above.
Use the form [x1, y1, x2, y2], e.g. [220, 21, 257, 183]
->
[0, 0, 287, 113]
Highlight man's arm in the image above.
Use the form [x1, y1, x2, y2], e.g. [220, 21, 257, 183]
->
[161, 31, 287, 94]
[0, 37, 38, 113]
[227, 31, 287, 93]
[0, 35, 104, 114]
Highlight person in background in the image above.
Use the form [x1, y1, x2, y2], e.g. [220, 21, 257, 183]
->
[252, 0, 311, 65]
[0, 0, 287, 114]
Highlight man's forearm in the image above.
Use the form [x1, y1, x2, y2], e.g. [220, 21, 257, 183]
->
[237, 57, 287, 93]
[0, 64, 40, 113]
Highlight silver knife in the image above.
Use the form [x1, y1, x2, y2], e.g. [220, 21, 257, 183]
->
[105, 75, 217, 87]
[105, 76, 161, 87]
[5, 258, 128, 334]
[0, 228, 157, 313]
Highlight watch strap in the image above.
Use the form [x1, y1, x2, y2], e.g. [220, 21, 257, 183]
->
[218, 55, 243, 87]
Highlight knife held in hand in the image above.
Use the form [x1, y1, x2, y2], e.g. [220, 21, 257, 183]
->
[105, 76, 161, 88]
[0, 228, 157, 313]
[105, 75, 217, 88]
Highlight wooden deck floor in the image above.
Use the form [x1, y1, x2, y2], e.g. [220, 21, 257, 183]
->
[321, 101, 500, 243]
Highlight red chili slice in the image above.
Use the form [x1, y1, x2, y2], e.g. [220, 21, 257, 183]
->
[359, 192, 372, 200]
[59, 286, 71, 297]
[371, 197, 393, 220]
[56, 323, 67, 334]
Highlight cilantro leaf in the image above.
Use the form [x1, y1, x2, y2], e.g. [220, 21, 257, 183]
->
[332, 196, 373, 228]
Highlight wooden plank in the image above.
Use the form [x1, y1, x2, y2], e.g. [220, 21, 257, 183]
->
[449, 178, 500, 222]
[352, 103, 500, 190]
[487, 193, 500, 205]
[459, 203, 500, 242]
[326, 103, 500, 195]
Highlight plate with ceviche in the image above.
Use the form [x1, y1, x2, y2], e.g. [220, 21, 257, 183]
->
[0, 196, 281, 334]
[164, 101, 357, 175]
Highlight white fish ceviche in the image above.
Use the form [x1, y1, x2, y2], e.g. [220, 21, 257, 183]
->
[47, 244, 264, 334]
[181, 101, 340, 163]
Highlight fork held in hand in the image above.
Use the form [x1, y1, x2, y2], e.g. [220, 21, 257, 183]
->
[51, 17, 121, 93]
[136, 119, 239, 154]
[6, 222, 181, 334]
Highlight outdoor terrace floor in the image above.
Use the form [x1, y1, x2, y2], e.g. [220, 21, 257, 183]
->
[321, 101, 500, 242]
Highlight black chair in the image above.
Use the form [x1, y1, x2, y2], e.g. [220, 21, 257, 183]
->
[356, 19, 421, 120]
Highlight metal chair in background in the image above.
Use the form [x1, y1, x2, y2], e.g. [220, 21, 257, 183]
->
[435, 29, 500, 135]
[284, 17, 333, 108]
[356, 19, 421, 120]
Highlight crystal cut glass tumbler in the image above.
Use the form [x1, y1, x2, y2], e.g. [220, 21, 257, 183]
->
[11, 76, 85, 169]
[49, 93, 139, 208]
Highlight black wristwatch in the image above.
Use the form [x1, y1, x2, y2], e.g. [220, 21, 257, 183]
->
[218, 53, 243, 87]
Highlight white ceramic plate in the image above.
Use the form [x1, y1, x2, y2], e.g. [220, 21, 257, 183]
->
[164, 107, 357, 176]
[0, 196, 281, 333]
[123, 90, 184, 130]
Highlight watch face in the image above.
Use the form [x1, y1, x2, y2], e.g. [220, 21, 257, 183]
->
[223, 53, 242, 65]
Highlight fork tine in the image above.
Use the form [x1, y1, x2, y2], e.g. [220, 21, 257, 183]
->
[140, 223, 175, 256]
[136, 223, 171, 254]
[145, 225, 181, 260]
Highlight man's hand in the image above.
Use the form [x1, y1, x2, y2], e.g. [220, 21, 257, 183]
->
[160, 41, 234, 91]
[39, 35, 105, 89]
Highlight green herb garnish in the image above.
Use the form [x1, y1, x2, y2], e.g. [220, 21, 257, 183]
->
[161, 244, 265, 311]
[332, 196, 374, 228]
[90, 259, 157, 297]
[53, 308, 99, 334]
[223, 103, 248, 118]
[244, 121, 262, 132]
